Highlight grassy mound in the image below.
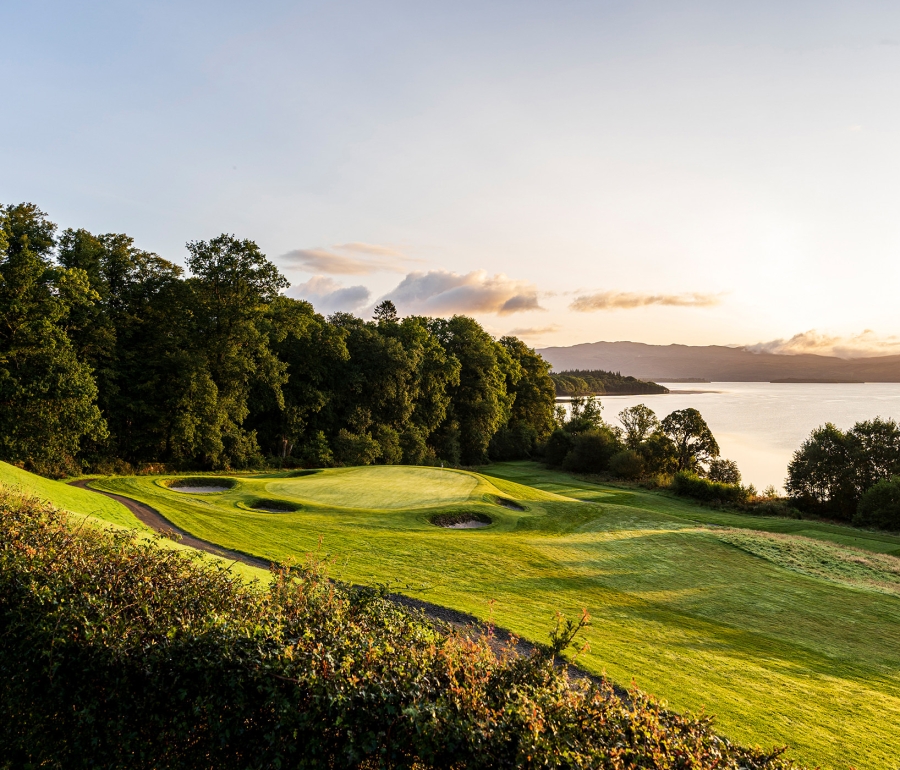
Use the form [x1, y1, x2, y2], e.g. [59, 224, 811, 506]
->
[0, 487, 797, 769]
[0, 461, 139, 529]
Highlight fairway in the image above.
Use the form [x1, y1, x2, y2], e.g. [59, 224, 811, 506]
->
[42, 463, 900, 769]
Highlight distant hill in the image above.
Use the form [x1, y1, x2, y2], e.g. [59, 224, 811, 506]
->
[536, 341, 900, 382]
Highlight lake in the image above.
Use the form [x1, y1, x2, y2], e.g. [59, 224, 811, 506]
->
[559, 382, 900, 492]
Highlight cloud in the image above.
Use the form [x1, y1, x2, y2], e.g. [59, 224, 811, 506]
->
[381, 269, 544, 316]
[745, 330, 900, 359]
[292, 275, 371, 313]
[281, 242, 418, 275]
[569, 291, 721, 312]
[506, 325, 561, 337]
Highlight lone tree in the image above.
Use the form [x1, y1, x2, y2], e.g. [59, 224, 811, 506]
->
[618, 404, 658, 449]
[373, 300, 398, 323]
[660, 408, 719, 472]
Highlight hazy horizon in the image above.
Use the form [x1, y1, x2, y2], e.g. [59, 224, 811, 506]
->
[4, 1, 900, 354]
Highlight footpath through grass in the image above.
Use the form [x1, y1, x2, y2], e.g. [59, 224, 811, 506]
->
[37, 463, 900, 768]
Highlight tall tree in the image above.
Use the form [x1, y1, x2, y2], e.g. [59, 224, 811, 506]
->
[0, 204, 106, 472]
[429, 316, 513, 465]
[660, 408, 719, 472]
[619, 404, 659, 450]
[185, 234, 289, 467]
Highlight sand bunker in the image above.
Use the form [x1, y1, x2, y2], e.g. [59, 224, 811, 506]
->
[431, 513, 492, 529]
[496, 497, 525, 511]
[171, 485, 230, 494]
[247, 498, 300, 513]
[168, 478, 235, 494]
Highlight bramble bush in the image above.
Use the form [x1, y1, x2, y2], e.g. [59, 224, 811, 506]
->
[0, 487, 799, 769]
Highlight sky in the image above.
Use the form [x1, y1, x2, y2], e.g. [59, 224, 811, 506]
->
[3, 0, 900, 355]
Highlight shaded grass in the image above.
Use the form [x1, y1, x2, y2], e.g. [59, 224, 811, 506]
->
[37, 462, 900, 769]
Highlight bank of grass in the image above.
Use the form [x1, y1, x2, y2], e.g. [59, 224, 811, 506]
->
[83, 461, 900, 770]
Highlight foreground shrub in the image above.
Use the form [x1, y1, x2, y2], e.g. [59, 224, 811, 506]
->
[609, 449, 645, 480]
[0, 487, 798, 769]
[562, 428, 621, 474]
[671, 471, 751, 505]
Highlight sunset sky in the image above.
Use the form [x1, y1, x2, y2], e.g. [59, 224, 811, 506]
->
[4, 1, 900, 355]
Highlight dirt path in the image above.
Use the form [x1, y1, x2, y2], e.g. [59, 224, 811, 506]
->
[68, 479, 271, 569]
[69, 479, 608, 688]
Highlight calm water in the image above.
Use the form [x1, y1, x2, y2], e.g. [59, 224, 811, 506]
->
[559, 383, 900, 492]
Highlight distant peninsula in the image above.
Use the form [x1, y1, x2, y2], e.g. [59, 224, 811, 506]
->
[551, 369, 669, 397]
[538, 341, 900, 383]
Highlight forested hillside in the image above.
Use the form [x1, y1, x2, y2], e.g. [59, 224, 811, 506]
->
[0, 203, 556, 475]
[551, 369, 669, 396]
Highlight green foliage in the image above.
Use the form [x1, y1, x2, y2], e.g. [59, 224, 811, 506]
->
[551, 369, 668, 396]
[543, 428, 576, 467]
[708, 458, 742, 485]
[609, 448, 646, 480]
[619, 403, 660, 450]
[672, 471, 750, 505]
[0, 488, 798, 769]
[0, 201, 562, 474]
[787, 418, 900, 522]
[854, 477, 900, 530]
[563, 428, 623, 474]
[0, 204, 107, 473]
[661, 408, 720, 473]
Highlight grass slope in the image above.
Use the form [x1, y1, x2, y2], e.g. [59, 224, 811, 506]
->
[92, 463, 900, 770]
[0, 462, 139, 529]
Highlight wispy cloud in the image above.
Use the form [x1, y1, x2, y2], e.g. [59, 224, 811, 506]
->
[569, 291, 721, 311]
[507, 325, 561, 337]
[382, 269, 544, 316]
[292, 275, 370, 313]
[745, 330, 900, 359]
[281, 242, 419, 275]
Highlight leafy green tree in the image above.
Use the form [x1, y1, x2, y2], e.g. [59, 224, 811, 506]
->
[564, 396, 605, 434]
[639, 431, 679, 475]
[609, 449, 645, 480]
[660, 408, 720, 472]
[618, 404, 659, 450]
[372, 299, 398, 322]
[854, 477, 900, 530]
[429, 316, 513, 465]
[0, 204, 106, 472]
[562, 428, 622, 474]
[185, 234, 289, 467]
[707, 458, 741, 485]
[544, 428, 576, 468]
[490, 336, 556, 459]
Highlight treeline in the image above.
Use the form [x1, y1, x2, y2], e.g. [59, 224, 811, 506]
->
[0, 203, 555, 475]
[551, 369, 669, 397]
[787, 418, 900, 531]
[545, 398, 743, 493]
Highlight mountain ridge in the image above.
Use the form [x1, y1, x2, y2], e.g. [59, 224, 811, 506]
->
[536, 341, 900, 382]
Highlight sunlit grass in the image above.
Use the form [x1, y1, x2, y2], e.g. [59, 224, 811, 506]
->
[16, 460, 900, 769]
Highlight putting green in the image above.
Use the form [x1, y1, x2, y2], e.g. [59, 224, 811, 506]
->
[265, 466, 481, 509]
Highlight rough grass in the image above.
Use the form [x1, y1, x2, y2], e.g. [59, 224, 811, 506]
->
[718, 529, 900, 596]
[0, 461, 140, 529]
[13, 461, 900, 769]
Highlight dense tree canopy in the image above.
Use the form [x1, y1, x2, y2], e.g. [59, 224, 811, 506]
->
[0, 203, 557, 475]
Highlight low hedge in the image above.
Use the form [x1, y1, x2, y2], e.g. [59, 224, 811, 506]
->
[671, 471, 751, 505]
[0, 487, 799, 769]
